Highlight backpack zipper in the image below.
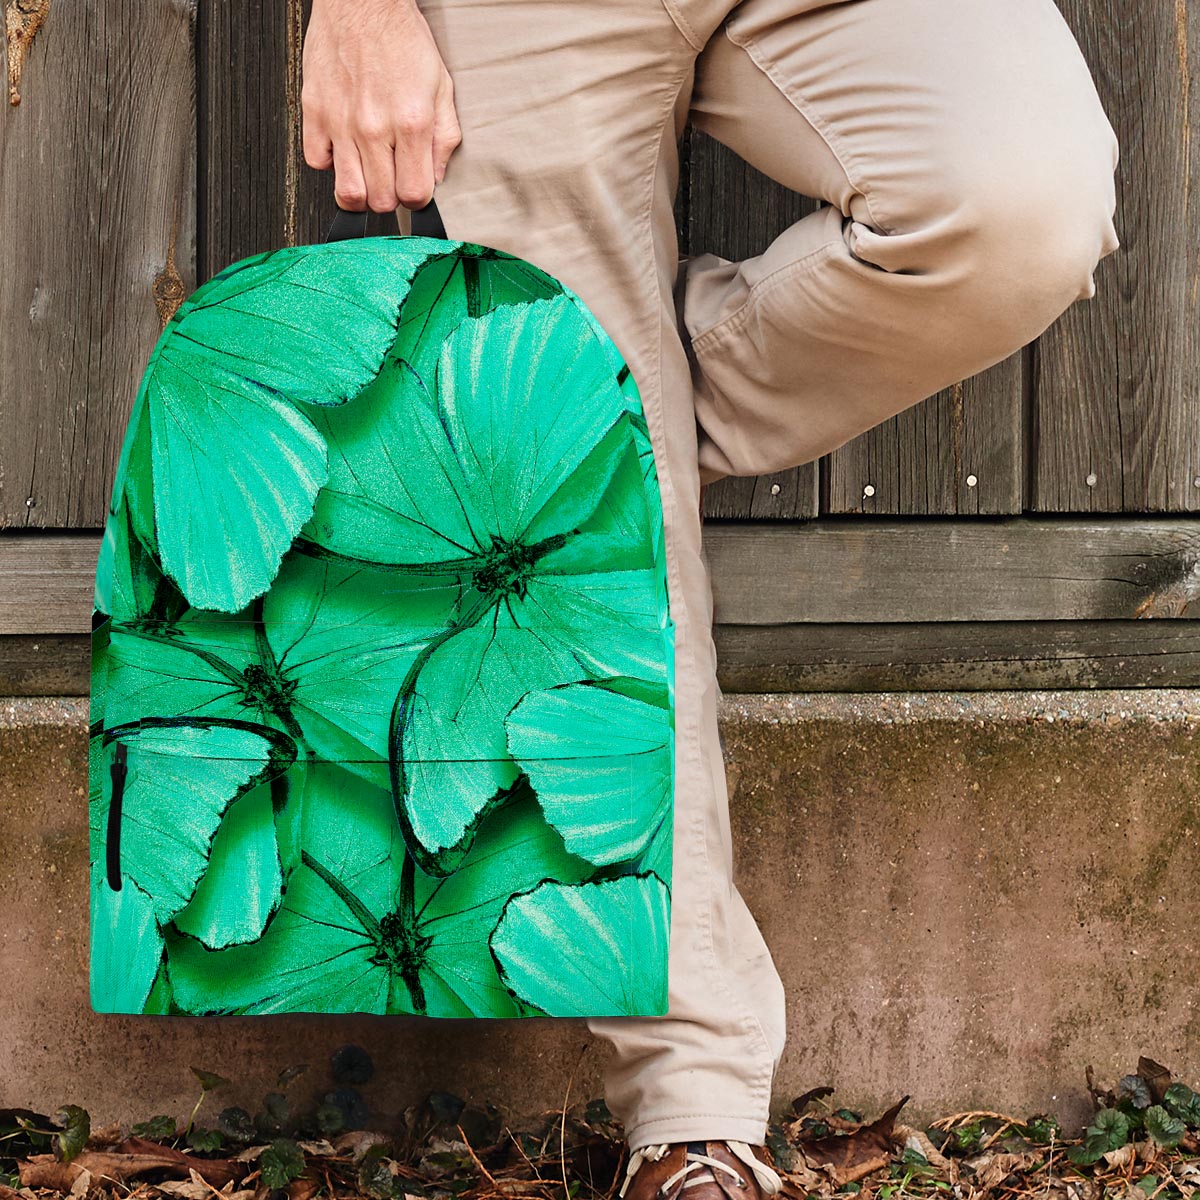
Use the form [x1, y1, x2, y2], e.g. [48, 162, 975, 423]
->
[106, 741, 128, 891]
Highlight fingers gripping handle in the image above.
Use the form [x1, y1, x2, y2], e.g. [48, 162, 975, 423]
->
[325, 196, 447, 243]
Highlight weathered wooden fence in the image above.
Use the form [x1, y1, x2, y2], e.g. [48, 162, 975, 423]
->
[1, 0, 1197, 694]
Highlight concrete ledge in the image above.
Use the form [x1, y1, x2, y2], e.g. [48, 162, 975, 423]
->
[4, 692, 1200, 1131]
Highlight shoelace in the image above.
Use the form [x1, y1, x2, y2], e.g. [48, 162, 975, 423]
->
[619, 1141, 783, 1199]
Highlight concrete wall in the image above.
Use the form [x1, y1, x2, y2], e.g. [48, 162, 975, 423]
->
[4, 691, 1199, 1133]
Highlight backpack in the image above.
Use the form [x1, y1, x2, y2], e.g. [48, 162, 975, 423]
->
[88, 200, 676, 1019]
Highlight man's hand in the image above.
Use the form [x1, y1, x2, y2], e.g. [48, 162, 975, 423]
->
[301, 0, 462, 212]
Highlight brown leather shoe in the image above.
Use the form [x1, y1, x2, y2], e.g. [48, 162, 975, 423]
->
[618, 1141, 783, 1200]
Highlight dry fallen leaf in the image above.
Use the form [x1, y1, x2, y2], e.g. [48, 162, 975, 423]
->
[331, 1130, 394, 1162]
[799, 1097, 909, 1186]
[1102, 1144, 1136, 1169]
[284, 1176, 320, 1200]
[155, 1174, 220, 1200]
[895, 1124, 951, 1169]
[1138, 1057, 1172, 1105]
[20, 1144, 246, 1194]
[296, 1140, 337, 1157]
[965, 1150, 1035, 1191]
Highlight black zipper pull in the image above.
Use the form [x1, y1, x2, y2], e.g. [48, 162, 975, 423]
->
[106, 741, 128, 891]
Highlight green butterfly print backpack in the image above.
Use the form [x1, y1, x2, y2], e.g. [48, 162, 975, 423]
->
[89, 200, 676, 1018]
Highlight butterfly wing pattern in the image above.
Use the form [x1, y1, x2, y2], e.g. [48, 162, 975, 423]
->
[89, 236, 675, 1017]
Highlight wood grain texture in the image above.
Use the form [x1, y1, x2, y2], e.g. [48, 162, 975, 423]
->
[198, 0, 397, 281]
[0, 0, 196, 529]
[9, 619, 1200, 697]
[703, 517, 1200, 624]
[0, 635, 90, 696]
[1034, 0, 1199, 513]
[10, 521, 1199, 636]
[0, 536, 98, 634]
[715, 619, 1200, 692]
[197, 0, 291, 274]
[823, 353, 1025, 517]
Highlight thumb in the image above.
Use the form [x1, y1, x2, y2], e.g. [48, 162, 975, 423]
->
[431, 78, 463, 183]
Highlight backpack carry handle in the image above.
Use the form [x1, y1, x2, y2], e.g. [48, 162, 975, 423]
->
[325, 195, 447, 243]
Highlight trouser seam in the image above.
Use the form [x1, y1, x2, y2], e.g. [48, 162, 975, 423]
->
[591, 28, 776, 1137]
[659, 0, 706, 51]
[636, 1112, 771, 1125]
[689, 239, 842, 350]
[721, 25, 895, 234]
[656, 60, 776, 1117]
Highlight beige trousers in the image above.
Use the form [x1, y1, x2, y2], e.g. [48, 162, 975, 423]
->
[416, 0, 1121, 1147]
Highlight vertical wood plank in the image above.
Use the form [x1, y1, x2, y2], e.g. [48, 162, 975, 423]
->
[824, 354, 1025, 515]
[0, 0, 197, 529]
[1034, 0, 1199, 513]
[198, 0, 396, 283]
[198, 0, 290, 276]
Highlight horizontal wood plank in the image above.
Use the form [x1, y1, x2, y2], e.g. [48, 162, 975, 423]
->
[0, 636, 90, 696]
[705, 519, 1200, 624]
[5, 519, 1200, 638]
[715, 620, 1200, 692]
[0, 537, 99, 634]
[7, 618, 1200, 697]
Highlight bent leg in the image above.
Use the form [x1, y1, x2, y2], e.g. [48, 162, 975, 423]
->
[685, 0, 1121, 484]
[415, 0, 787, 1148]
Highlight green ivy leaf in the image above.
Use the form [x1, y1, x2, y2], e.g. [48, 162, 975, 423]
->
[190, 1068, 230, 1093]
[52, 1106, 90, 1164]
[1145, 1105, 1186, 1148]
[1069, 1108, 1130, 1165]
[217, 1107, 256, 1145]
[186, 1127, 224, 1153]
[358, 1145, 397, 1200]
[1163, 1083, 1200, 1127]
[1022, 1115, 1061, 1145]
[260, 1138, 306, 1189]
[1119, 1075, 1154, 1110]
[131, 1115, 177, 1140]
[1092, 1107, 1130, 1146]
[315, 1100, 345, 1137]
